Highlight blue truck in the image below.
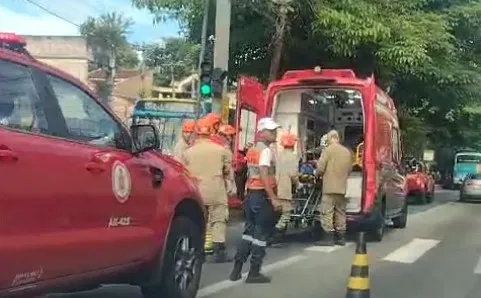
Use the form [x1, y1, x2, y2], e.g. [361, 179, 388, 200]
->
[131, 98, 200, 156]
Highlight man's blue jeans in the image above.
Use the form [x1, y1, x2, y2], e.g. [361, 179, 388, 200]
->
[234, 190, 275, 266]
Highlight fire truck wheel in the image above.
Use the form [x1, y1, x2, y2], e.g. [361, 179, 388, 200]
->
[141, 216, 203, 298]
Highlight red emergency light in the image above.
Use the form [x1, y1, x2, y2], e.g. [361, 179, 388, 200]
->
[0, 32, 31, 57]
[0, 33, 26, 46]
[283, 68, 357, 80]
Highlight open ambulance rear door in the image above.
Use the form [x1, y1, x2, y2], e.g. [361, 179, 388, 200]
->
[233, 76, 265, 172]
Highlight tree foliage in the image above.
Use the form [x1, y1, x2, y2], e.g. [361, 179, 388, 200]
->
[143, 37, 200, 86]
[81, 12, 137, 67]
[81, 13, 139, 101]
[132, 0, 481, 153]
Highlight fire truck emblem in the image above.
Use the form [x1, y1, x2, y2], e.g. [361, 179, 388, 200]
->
[112, 161, 131, 203]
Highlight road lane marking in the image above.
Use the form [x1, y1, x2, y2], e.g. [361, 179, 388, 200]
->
[304, 243, 353, 253]
[473, 256, 481, 274]
[382, 238, 440, 264]
[197, 254, 307, 297]
[408, 202, 454, 219]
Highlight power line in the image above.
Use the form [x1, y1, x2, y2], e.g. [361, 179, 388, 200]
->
[23, 0, 80, 27]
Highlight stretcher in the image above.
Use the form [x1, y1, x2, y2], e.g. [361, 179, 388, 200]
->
[290, 173, 322, 229]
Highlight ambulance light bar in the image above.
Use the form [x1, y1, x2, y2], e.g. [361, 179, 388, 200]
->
[0, 33, 26, 45]
[0, 33, 31, 56]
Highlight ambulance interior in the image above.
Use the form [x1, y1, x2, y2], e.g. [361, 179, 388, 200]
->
[272, 87, 365, 213]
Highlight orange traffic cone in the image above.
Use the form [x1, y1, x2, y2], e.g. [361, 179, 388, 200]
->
[346, 232, 370, 298]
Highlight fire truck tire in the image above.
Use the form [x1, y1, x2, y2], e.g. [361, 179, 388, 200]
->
[141, 216, 203, 298]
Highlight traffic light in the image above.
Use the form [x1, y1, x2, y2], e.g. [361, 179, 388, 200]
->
[199, 61, 212, 98]
[212, 68, 228, 98]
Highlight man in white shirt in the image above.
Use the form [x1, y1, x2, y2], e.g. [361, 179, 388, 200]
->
[229, 117, 281, 284]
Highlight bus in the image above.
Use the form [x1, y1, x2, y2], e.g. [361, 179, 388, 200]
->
[131, 98, 198, 156]
[453, 151, 481, 188]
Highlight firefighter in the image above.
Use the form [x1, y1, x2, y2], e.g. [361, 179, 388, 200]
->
[216, 124, 238, 202]
[182, 117, 232, 262]
[204, 112, 222, 134]
[173, 119, 196, 163]
[209, 123, 234, 148]
[315, 130, 352, 246]
[271, 133, 299, 242]
[235, 142, 254, 202]
[229, 117, 281, 284]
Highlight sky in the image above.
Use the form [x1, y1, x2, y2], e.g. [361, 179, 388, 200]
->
[0, 0, 181, 43]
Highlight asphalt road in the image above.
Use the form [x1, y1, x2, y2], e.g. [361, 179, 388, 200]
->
[45, 188, 480, 298]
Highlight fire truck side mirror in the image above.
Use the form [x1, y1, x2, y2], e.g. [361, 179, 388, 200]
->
[131, 124, 160, 154]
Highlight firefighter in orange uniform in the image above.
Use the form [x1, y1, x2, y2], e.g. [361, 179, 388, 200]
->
[173, 119, 195, 163]
[182, 118, 232, 263]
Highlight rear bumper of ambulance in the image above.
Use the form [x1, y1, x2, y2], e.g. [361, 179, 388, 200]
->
[346, 208, 381, 232]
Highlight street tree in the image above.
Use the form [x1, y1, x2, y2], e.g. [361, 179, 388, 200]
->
[80, 12, 136, 102]
[132, 0, 481, 152]
[143, 37, 200, 86]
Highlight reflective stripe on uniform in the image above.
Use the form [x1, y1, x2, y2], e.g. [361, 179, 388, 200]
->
[241, 234, 267, 247]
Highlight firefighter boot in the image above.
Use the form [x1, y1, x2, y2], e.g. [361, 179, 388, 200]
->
[315, 231, 335, 246]
[335, 231, 346, 246]
[204, 232, 213, 255]
[211, 243, 230, 263]
[245, 264, 271, 284]
[229, 261, 243, 281]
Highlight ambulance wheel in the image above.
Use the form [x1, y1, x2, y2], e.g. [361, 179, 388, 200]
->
[392, 202, 408, 229]
[141, 216, 203, 298]
[309, 220, 322, 240]
[369, 202, 386, 242]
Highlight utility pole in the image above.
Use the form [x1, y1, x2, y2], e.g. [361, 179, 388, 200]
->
[198, 0, 210, 71]
[197, 0, 211, 117]
[169, 64, 176, 98]
[103, 45, 116, 104]
[212, 0, 231, 114]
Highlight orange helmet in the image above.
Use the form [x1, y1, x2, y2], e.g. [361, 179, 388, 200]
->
[280, 133, 297, 148]
[205, 113, 222, 124]
[182, 119, 196, 133]
[195, 118, 212, 136]
[205, 113, 221, 132]
[218, 124, 236, 136]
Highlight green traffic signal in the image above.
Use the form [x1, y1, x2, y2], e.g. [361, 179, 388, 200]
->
[200, 84, 212, 96]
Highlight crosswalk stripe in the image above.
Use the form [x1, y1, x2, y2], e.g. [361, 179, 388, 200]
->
[197, 255, 306, 297]
[305, 243, 353, 253]
[382, 238, 440, 264]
